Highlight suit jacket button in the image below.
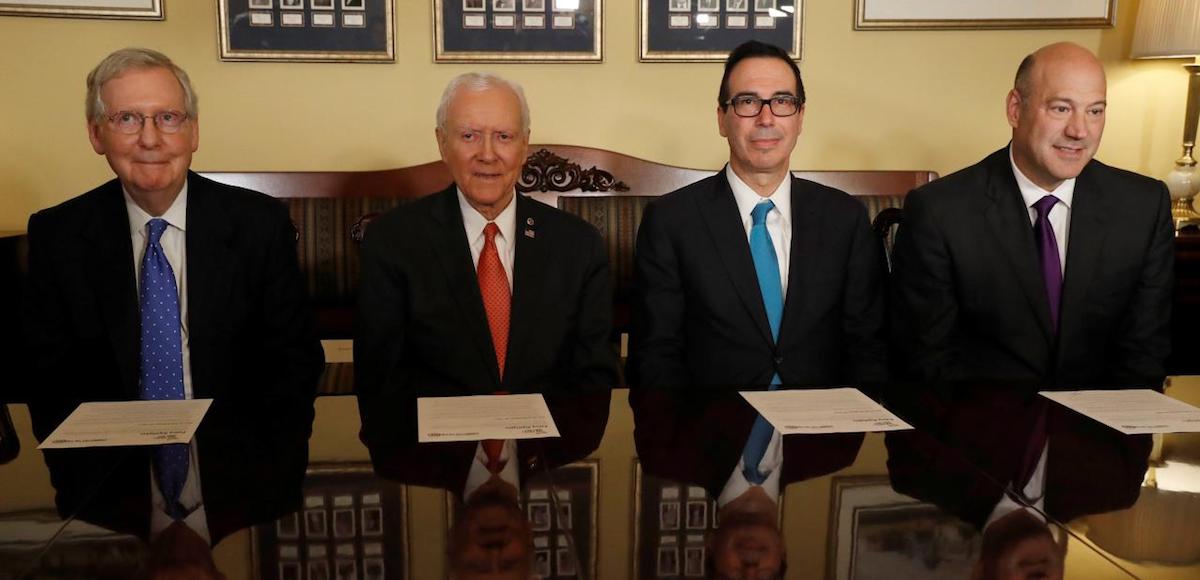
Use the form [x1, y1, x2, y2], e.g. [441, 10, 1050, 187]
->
[774, 356, 783, 365]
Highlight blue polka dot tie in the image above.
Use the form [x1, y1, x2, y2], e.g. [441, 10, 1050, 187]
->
[139, 218, 189, 519]
[742, 201, 783, 484]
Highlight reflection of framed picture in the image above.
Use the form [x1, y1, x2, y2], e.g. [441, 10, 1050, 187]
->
[529, 502, 552, 531]
[685, 501, 707, 529]
[640, 0, 802, 61]
[309, 560, 330, 580]
[534, 550, 551, 577]
[434, 0, 603, 62]
[333, 509, 355, 539]
[277, 513, 300, 539]
[251, 463, 409, 580]
[557, 503, 573, 529]
[217, 0, 394, 62]
[557, 548, 577, 575]
[684, 546, 704, 577]
[0, 0, 162, 19]
[249, 0, 274, 8]
[827, 476, 982, 580]
[854, 0, 1116, 30]
[657, 546, 679, 576]
[306, 510, 328, 538]
[659, 502, 680, 530]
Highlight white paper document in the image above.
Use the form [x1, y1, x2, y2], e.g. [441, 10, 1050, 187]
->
[1039, 389, 1200, 435]
[739, 388, 912, 434]
[38, 399, 212, 449]
[418, 394, 561, 443]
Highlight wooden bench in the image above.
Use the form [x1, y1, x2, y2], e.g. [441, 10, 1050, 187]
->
[203, 144, 937, 392]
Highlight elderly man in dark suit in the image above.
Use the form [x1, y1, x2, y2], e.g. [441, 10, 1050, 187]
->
[627, 40, 888, 391]
[23, 48, 324, 544]
[354, 72, 618, 466]
[891, 42, 1174, 389]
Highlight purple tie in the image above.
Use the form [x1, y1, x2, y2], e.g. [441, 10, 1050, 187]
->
[1032, 195, 1062, 333]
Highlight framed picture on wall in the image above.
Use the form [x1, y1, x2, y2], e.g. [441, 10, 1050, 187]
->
[0, 0, 162, 19]
[854, 0, 1116, 31]
[217, 0, 395, 62]
[433, 0, 603, 62]
[639, 0, 802, 62]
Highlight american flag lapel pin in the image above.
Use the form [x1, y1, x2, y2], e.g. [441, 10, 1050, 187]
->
[525, 217, 536, 238]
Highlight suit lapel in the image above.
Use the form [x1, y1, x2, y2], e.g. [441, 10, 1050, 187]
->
[696, 174, 774, 347]
[428, 186, 503, 388]
[184, 173, 236, 400]
[84, 181, 140, 398]
[505, 195, 550, 391]
[981, 152, 1055, 345]
[779, 175, 820, 349]
[1058, 164, 1109, 345]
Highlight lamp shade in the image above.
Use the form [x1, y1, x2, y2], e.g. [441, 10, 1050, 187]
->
[1132, 0, 1200, 59]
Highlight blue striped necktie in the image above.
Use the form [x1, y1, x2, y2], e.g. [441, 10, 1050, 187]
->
[139, 218, 189, 519]
[743, 200, 783, 484]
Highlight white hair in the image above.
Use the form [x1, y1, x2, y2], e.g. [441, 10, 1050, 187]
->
[435, 72, 530, 134]
[86, 47, 197, 122]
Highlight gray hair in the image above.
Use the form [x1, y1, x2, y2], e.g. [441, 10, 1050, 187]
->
[86, 47, 198, 122]
[435, 72, 530, 135]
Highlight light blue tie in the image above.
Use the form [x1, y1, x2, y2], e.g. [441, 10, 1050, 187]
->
[139, 218, 189, 519]
[743, 201, 783, 484]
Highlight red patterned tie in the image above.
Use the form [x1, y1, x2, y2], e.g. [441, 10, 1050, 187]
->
[477, 223, 511, 378]
[478, 223, 511, 469]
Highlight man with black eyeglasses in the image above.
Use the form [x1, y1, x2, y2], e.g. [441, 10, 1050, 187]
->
[628, 40, 888, 393]
[22, 48, 323, 546]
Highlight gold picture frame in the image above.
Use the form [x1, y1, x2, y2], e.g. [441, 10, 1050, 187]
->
[217, 0, 395, 63]
[639, 0, 803, 63]
[0, 0, 162, 20]
[433, 0, 603, 63]
[853, 0, 1116, 31]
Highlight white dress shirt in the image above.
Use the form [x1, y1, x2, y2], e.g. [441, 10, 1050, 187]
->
[463, 439, 521, 500]
[717, 430, 783, 508]
[458, 189, 517, 291]
[1009, 148, 1074, 274]
[125, 186, 209, 542]
[727, 166, 792, 297]
[984, 445, 1048, 531]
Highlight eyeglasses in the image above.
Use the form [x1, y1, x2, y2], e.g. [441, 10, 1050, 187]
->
[723, 94, 801, 118]
[105, 110, 190, 135]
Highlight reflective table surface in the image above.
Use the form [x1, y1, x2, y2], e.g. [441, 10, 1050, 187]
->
[4, 377, 1200, 579]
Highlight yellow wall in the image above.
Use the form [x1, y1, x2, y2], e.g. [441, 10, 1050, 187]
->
[0, 0, 1194, 231]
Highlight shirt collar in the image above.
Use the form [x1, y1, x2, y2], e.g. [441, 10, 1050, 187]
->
[125, 182, 189, 238]
[457, 188, 517, 245]
[1008, 146, 1074, 210]
[725, 165, 792, 227]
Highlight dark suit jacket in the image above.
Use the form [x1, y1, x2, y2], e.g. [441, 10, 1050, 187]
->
[22, 172, 324, 543]
[630, 389, 864, 497]
[891, 148, 1174, 388]
[886, 387, 1150, 529]
[627, 171, 888, 390]
[354, 186, 619, 456]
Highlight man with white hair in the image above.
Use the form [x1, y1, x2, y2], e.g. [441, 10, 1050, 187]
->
[23, 47, 323, 545]
[355, 72, 618, 481]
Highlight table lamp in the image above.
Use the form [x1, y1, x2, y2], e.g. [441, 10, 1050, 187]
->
[1132, 0, 1200, 231]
